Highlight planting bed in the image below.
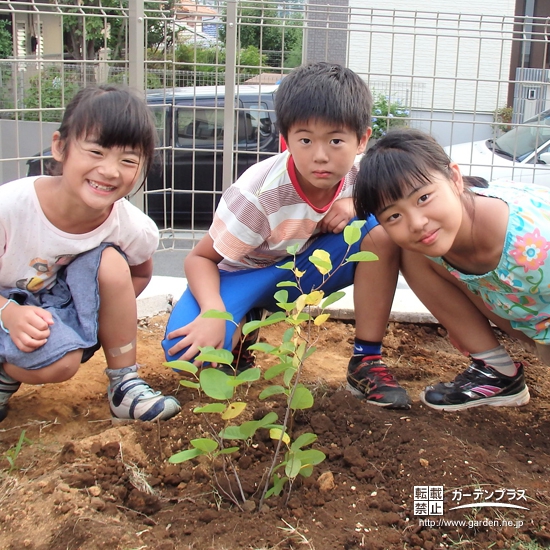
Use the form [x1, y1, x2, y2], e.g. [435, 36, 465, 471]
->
[1, 314, 549, 550]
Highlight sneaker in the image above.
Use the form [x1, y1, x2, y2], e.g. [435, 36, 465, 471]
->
[108, 372, 181, 421]
[420, 360, 530, 411]
[346, 355, 412, 409]
[0, 365, 21, 423]
[222, 308, 263, 374]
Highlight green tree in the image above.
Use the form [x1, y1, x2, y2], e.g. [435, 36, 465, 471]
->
[0, 18, 13, 59]
[59, 0, 173, 61]
[219, 2, 303, 68]
[171, 43, 264, 86]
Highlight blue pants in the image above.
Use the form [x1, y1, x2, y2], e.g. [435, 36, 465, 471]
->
[162, 216, 379, 360]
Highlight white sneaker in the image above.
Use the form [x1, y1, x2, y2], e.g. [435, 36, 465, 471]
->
[108, 372, 181, 421]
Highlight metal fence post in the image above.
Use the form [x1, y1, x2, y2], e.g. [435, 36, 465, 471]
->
[129, 0, 145, 211]
[222, 0, 238, 192]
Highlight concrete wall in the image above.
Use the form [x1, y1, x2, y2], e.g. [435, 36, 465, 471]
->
[410, 110, 495, 147]
[348, 1, 516, 114]
[0, 120, 58, 184]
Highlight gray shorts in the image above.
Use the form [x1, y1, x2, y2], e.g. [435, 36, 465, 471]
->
[0, 243, 120, 370]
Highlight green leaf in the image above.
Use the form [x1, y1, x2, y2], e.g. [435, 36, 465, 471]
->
[277, 302, 296, 312]
[303, 345, 317, 362]
[235, 367, 261, 383]
[286, 243, 300, 255]
[200, 368, 234, 400]
[280, 341, 296, 354]
[283, 366, 297, 387]
[274, 289, 289, 303]
[346, 251, 379, 263]
[219, 425, 247, 440]
[300, 465, 314, 477]
[257, 411, 279, 426]
[290, 386, 314, 410]
[263, 311, 287, 325]
[309, 256, 332, 273]
[276, 281, 298, 288]
[239, 420, 261, 438]
[242, 320, 262, 335]
[201, 309, 234, 321]
[179, 380, 200, 390]
[164, 360, 198, 374]
[321, 291, 346, 309]
[259, 385, 287, 399]
[168, 448, 203, 463]
[285, 454, 302, 478]
[276, 261, 295, 271]
[266, 473, 288, 498]
[344, 223, 361, 245]
[291, 433, 318, 451]
[220, 446, 240, 454]
[248, 342, 277, 353]
[196, 347, 234, 366]
[295, 448, 326, 466]
[264, 362, 293, 381]
[191, 438, 218, 453]
[193, 403, 225, 413]
[282, 328, 294, 343]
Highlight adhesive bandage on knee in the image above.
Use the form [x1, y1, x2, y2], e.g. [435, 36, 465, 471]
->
[108, 339, 136, 357]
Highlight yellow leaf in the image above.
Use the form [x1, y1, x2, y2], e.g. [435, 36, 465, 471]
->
[305, 290, 324, 306]
[312, 249, 330, 263]
[295, 294, 307, 313]
[293, 268, 305, 279]
[270, 428, 290, 445]
[221, 402, 247, 420]
[314, 313, 331, 326]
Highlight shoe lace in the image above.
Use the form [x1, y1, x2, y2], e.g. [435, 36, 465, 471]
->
[121, 377, 160, 400]
[452, 360, 489, 385]
[359, 358, 398, 386]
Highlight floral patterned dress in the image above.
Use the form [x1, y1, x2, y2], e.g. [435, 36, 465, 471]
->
[430, 182, 550, 344]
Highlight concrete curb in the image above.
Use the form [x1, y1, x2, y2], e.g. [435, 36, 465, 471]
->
[137, 275, 438, 324]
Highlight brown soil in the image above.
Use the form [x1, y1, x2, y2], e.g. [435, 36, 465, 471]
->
[1, 314, 550, 550]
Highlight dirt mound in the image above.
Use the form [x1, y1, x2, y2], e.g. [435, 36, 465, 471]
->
[1, 315, 549, 550]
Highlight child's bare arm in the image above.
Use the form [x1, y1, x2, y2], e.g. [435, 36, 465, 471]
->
[129, 258, 154, 297]
[317, 197, 355, 234]
[165, 234, 228, 363]
[0, 298, 53, 352]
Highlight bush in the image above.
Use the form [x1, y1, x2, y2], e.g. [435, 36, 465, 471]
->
[22, 68, 81, 122]
[371, 93, 410, 140]
[493, 106, 513, 135]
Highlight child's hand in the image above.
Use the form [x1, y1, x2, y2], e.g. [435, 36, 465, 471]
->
[317, 197, 354, 234]
[3, 304, 54, 352]
[165, 316, 227, 366]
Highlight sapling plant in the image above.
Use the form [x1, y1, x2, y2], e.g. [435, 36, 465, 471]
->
[165, 220, 377, 509]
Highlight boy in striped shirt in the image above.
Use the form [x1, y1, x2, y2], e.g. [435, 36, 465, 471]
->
[162, 62, 410, 409]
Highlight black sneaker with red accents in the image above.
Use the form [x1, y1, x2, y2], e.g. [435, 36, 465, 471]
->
[346, 355, 411, 409]
[420, 360, 530, 411]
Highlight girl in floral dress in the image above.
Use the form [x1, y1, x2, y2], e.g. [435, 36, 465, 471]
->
[354, 128, 550, 411]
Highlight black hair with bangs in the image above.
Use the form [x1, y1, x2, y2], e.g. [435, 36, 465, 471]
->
[354, 129, 451, 219]
[354, 128, 488, 220]
[57, 84, 157, 176]
[275, 62, 373, 142]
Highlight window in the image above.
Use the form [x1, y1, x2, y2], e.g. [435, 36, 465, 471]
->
[176, 107, 223, 147]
